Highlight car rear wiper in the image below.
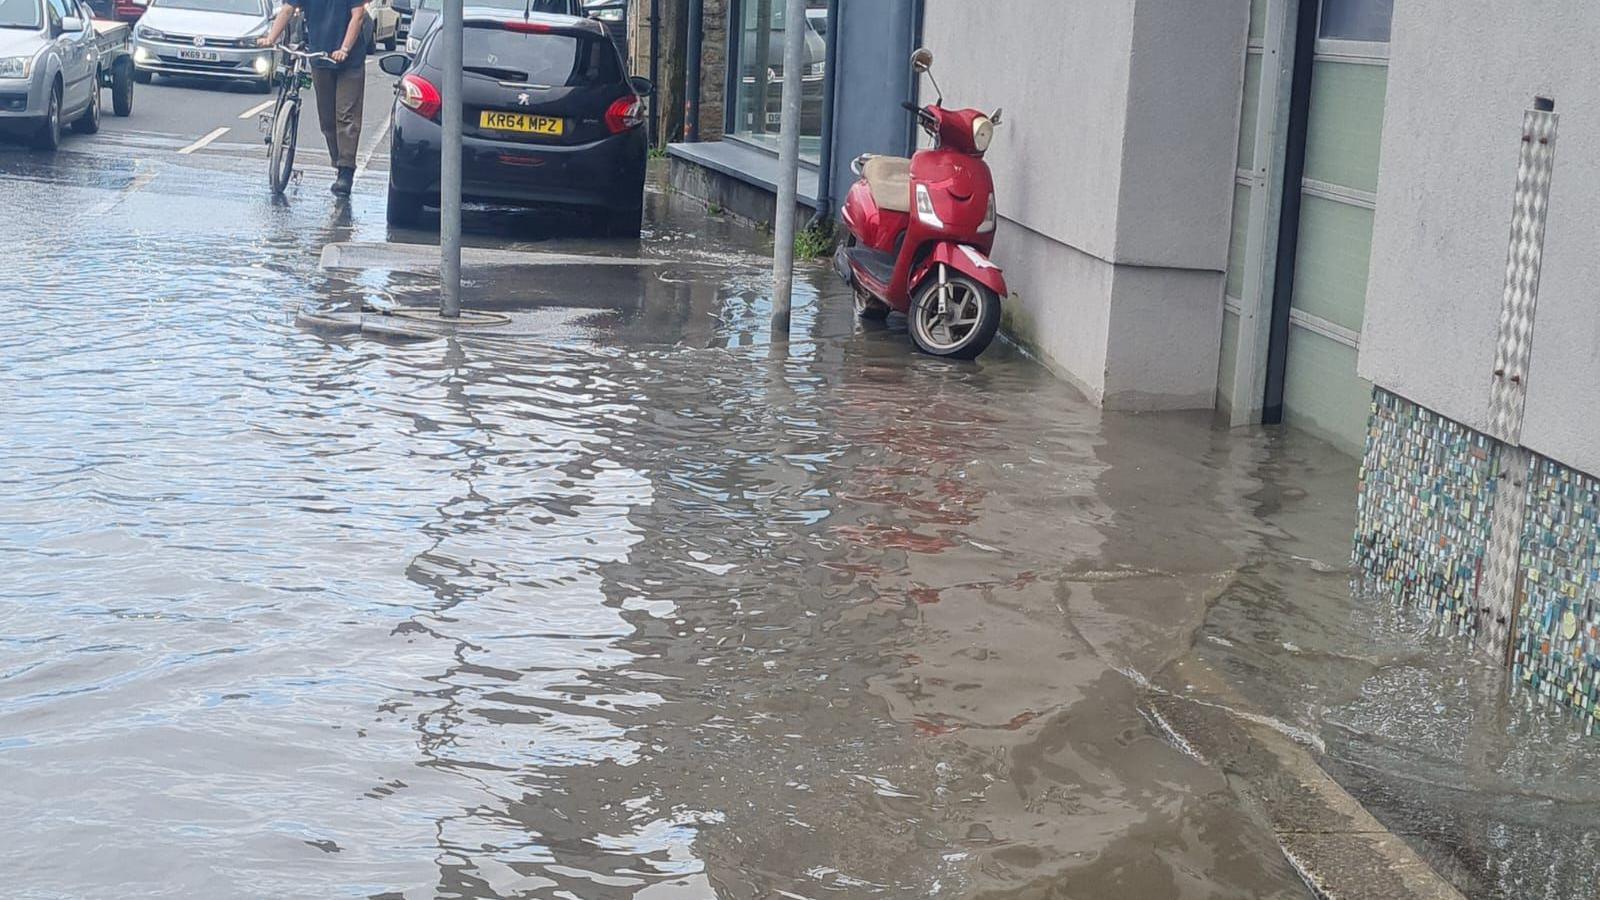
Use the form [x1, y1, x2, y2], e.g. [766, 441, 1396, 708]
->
[463, 65, 529, 82]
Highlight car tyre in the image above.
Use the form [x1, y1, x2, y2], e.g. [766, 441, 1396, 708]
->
[600, 206, 642, 239]
[133, 68, 152, 84]
[383, 33, 396, 50]
[111, 58, 134, 116]
[73, 80, 101, 134]
[387, 179, 424, 227]
[32, 84, 62, 151]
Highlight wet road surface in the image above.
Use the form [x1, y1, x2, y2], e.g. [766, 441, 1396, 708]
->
[2, 123, 1597, 899]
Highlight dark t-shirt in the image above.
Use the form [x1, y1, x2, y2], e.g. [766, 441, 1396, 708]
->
[288, 0, 369, 70]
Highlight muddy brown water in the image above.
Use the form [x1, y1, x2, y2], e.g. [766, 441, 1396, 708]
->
[3, 152, 1596, 899]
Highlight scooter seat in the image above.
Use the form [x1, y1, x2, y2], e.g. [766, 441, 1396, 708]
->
[863, 156, 912, 213]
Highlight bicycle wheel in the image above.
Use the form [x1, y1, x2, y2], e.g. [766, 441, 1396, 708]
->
[267, 98, 299, 195]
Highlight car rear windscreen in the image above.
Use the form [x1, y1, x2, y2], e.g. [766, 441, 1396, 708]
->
[443, 28, 621, 87]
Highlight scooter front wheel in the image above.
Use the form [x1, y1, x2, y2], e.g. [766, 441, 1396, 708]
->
[909, 270, 1001, 360]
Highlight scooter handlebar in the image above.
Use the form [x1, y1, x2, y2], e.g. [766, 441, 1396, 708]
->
[901, 100, 922, 113]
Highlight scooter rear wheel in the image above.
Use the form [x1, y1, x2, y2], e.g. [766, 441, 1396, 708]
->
[854, 287, 890, 321]
[909, 269, 1001, 360]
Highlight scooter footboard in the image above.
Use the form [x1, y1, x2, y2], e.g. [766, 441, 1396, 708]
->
[912, 243, 1009, 299]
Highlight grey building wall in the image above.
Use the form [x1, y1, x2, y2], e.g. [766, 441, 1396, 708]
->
[824, 0, 918, 211]
[918, 0, 1248, 409]
[1359, 0, 1600, 475]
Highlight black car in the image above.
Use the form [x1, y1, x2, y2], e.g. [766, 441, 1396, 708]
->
[380, 9, 650, 236]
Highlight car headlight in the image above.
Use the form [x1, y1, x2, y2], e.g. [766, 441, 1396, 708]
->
[806, 60, 824, 77]
[405, 34, 419, 53]
[138, 25, 165, 39]
[0, 56, 33, 79]
[971, 116, 993, 153]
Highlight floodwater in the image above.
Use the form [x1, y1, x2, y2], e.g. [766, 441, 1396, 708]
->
[2, 149, 1597, 900]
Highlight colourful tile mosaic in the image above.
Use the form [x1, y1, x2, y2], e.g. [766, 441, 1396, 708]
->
[1512, 456, 1600, 733]
[1353, 390, 1501, 636]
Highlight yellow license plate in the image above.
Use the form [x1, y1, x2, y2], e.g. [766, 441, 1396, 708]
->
[479, 111, 564, 135]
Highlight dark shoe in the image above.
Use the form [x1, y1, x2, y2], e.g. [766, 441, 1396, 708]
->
[331, 167, 354, 196]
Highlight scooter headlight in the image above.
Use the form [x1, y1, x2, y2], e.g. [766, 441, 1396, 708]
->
[972, 116, 994, 153]
[915, 184, 944, 228]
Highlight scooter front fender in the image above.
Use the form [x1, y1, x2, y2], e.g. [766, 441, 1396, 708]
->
[911, 243, 1009, 299]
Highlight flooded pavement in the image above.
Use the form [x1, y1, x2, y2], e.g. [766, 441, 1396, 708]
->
[2, 146, 1596, 899]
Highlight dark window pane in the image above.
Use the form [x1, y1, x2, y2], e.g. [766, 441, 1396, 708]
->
[432, 30, 621, 86]
[1319, 0, 1393, 42]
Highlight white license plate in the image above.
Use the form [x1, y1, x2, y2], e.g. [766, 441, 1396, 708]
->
[765, 112, 781, 125]
[179, 48, 220, 61]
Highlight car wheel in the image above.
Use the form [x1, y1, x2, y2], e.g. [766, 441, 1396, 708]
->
[383, 32, 396, 50]
[600, 206, 642, 239]
[387, 179, 424, 227]
[133, 68, 152, 84]
[73, 80, 102, 134]
[111, 58, 134, 116]
[32, 84, 62, 151]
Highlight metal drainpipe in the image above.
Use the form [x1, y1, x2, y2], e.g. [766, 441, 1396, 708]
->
[685, 0, 704, 141]
[649, 0, 660, 146]
[807, 0, 840, 229]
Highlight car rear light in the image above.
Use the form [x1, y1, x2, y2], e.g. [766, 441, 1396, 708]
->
[399, 72, 441, 121]
[501, 20, 552, 33]
[605, 95, 644, 134]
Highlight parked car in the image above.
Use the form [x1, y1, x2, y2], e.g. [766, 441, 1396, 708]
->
[364, 0, 396, 51]
[0, 0, 104, 149]
[380, 8, 650, 236]
[403, 0, 574, 54]
[130, 0, 276, 91]
[390, 0, 410, 39]
[738, 3, 824, 133]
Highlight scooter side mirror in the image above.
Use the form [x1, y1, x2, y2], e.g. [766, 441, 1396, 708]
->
[910, 48, 934, 73]
[992, 108, 1003, 125]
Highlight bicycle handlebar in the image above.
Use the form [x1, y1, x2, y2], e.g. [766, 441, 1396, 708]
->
[274, 45, 331, 61]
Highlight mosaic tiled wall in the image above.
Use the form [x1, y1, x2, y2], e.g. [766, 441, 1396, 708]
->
[1354, 390, 1501, 637]
[1354, 390, 1600, 735]
[1513, 456, 1600, 733]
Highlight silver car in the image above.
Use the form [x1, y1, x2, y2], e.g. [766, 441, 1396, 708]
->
[0, 0, 102, 148]
[131, 0, 275, 91]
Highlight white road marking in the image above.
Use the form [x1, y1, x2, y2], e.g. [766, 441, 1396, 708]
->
[178, 126, 230, 155]
[239, 98, 276, 120]
[354, 105, 392, 180]
[80, 165, 158, 219]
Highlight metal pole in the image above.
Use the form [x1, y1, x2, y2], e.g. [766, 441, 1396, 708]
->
[439, 0, 463, 318]
[648, 0, 659, 146]
[770, 0, 804, 334]
[685, 0, 703, 141]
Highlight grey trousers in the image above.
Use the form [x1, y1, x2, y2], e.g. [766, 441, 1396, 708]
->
[311, 64, 365, 170]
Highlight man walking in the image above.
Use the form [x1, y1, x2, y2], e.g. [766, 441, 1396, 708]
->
[260, 0, 369, 196]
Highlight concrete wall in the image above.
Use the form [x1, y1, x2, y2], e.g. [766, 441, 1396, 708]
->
[1359, 0, 1600, 475]
[919, 0, 1247, 408]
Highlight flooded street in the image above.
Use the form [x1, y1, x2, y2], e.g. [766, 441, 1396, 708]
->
[3, 142, 1596, 900]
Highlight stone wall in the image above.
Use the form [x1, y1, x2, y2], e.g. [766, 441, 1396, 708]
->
[697, 0, 726, 141]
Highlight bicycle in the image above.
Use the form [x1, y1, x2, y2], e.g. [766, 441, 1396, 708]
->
[264, 44, 329, 195]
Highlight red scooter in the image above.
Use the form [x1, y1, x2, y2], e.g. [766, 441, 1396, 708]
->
[834, 48, 1007, 359]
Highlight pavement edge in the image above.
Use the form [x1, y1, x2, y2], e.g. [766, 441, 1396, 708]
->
[1145, 675, 1468, 900]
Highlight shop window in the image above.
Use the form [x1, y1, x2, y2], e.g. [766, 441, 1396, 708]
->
[731, 0, 829, 162]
